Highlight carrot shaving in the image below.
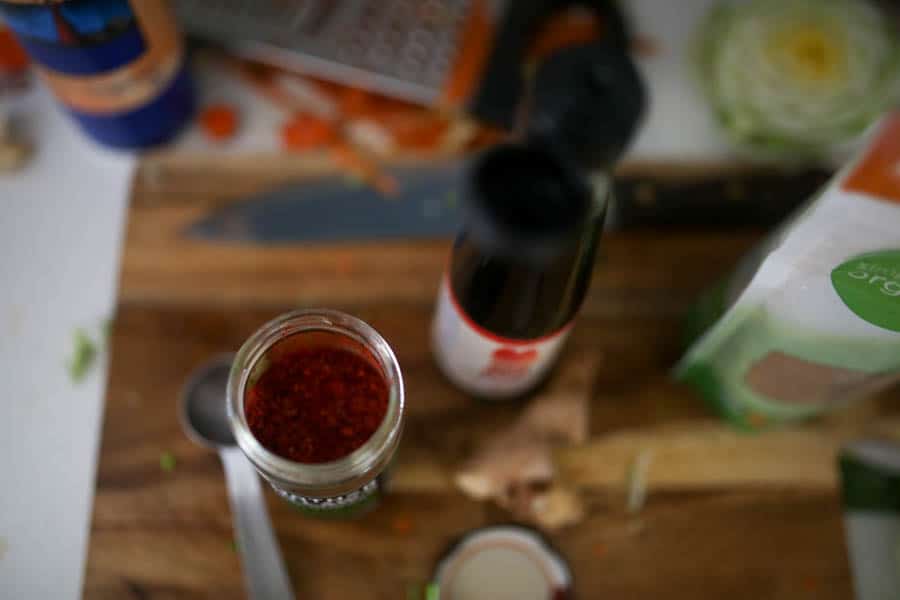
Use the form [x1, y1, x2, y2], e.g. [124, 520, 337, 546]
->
[199, 104, 239, 141]
[281, 113, 337, 151]
[388, 119, 450, 150]
[331, 142, 397, 196]
[340, 87, 371, 118]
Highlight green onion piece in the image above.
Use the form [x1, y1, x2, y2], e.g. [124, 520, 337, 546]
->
[425, 583, 440, 600]
[159, 452, 177, 473]
[68, 329, 97, 383]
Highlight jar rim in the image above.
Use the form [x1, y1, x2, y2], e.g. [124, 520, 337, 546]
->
[227, 309, 404, 497]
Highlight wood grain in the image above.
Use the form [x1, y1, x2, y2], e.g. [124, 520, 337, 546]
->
[84, 167, 897, 599]
[87, 301, 872, 600]
[121, 157, 766, 308]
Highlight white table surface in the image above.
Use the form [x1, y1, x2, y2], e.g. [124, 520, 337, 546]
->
[0, 1, 728, 596]
[0, 87, 134, 599]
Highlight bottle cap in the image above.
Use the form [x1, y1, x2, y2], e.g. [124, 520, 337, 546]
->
[527, 41, 646, 168]
[463, 142, 594, 263]
[431, 525, 572, 599]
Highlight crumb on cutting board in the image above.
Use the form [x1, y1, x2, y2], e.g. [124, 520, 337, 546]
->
[392, 516, 414, 535]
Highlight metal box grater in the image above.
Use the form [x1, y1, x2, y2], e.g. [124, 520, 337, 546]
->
[175, 0, 475, 104]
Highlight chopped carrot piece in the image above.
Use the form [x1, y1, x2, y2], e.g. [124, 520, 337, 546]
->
[199, 104, 239, 141]
[340, 87, 371, 117]
[388, 118, 450, 150]
[281, 113, 337, 151]
[330, 143, 398, 197]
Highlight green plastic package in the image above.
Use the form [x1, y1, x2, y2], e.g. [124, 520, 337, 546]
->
[676, 114, 900, 430]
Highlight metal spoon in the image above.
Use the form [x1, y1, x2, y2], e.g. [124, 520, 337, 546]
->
[180, 355, 295, 600]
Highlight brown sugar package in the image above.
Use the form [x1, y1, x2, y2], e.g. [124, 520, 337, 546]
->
[677, 114, 900, 430]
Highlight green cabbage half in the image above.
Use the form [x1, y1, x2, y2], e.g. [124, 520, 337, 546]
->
[695, 0, 900, 157]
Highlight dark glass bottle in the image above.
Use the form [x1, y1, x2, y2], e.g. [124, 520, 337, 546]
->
[432, 142, 603, 398]
[451, 144, 604, 340]
[432, 40, 644, 399]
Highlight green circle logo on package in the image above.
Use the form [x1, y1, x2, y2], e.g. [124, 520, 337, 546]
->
[832, 250, 900, 333]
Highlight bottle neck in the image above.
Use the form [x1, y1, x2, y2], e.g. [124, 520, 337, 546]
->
[450, 195, 606, 340]
[448, 141, 607, 340]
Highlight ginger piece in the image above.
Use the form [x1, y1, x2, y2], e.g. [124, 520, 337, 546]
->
[454, 354, 598, 530]
[529, 485, 586, 530]
[456, 434, 555, 501]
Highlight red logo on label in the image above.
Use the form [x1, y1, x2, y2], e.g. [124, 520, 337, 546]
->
[481, 347, 539, 377]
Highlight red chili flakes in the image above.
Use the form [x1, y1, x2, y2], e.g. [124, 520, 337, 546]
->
[245, 345, 388, 463]
[334, 255, 356, 277]
[392, 516, 413, 535]
[199, 104, 239, 141]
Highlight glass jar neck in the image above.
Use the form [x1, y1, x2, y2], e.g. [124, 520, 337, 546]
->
[227, 309, 404, 498]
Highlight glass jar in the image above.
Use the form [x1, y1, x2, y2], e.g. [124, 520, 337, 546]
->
[227, 309, 404, 516]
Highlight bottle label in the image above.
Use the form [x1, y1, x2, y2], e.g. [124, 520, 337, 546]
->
[831, 250, 900, 333]
[432, 277, 572, 398]
[0, 1, 183, 114]
[271, 478, 381, 518]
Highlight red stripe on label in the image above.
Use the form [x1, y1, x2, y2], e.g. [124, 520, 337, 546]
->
[443, 272, 573, 346]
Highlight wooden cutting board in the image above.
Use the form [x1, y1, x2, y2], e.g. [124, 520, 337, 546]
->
[83, 168, 897, 599]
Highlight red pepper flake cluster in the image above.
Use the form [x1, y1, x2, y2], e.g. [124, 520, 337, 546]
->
[391, 515, 414, 536]
[245, 345, 388, 463]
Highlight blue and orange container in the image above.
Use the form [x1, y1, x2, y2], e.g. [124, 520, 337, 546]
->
[0, 0, 193, 149]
